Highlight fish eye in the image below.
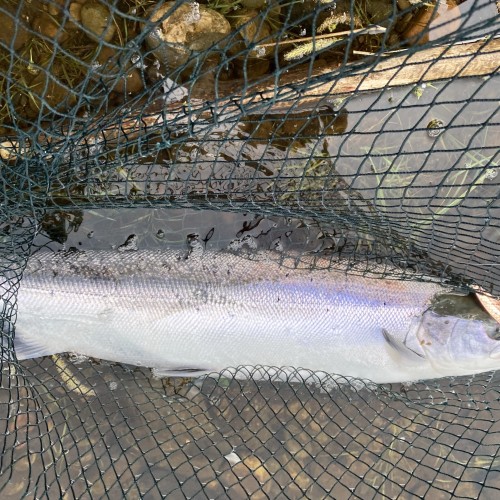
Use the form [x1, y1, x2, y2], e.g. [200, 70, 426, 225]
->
[489, 326, 500, 341]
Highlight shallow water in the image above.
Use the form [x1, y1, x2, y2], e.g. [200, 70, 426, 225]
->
[2, 358, 500, 498]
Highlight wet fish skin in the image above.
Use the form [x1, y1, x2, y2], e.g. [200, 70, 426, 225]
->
[8, 249, 500, 383]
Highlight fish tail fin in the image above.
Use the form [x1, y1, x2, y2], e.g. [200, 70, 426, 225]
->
[13, 330, 57, 360]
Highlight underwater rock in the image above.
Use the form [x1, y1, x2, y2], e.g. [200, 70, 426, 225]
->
[81, 1, 116, 43]
[144, 2, 231, 70]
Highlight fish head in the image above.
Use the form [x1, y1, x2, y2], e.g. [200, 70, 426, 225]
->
[417, 310, 500, 374]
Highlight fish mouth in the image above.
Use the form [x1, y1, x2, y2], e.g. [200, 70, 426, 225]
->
[489, 343, 500, 360]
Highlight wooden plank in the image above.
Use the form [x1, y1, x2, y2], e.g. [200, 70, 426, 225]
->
[2, 37, 498, 158]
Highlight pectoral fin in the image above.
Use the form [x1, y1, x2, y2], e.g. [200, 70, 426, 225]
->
[382, 329, 425, 364]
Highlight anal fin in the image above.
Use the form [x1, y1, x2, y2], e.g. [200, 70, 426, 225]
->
[151, 367, 212, 379]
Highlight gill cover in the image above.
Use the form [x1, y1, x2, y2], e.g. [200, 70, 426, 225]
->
[416, 310, 500, 374]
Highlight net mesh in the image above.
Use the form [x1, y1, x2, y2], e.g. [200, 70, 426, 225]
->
[1, 0, 500, 497]
[2, 360, 500, 498]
